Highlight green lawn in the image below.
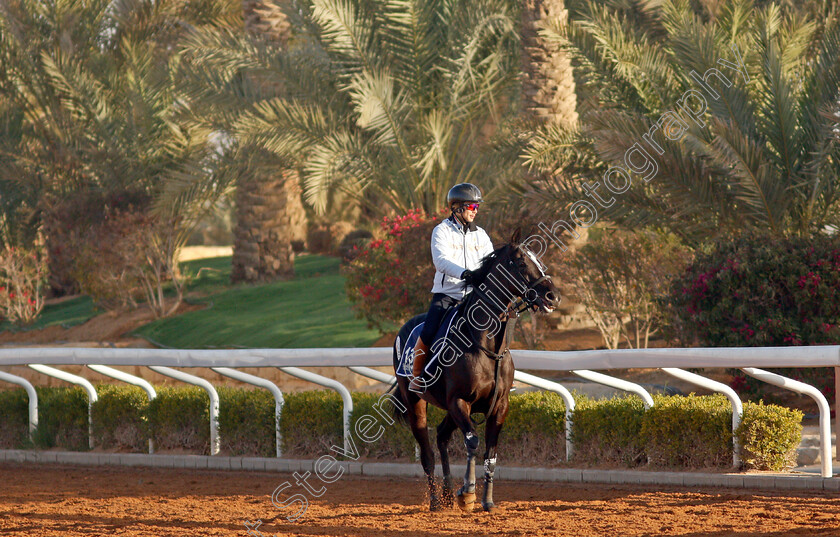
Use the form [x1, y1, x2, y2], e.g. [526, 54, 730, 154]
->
[0, 295, 100, 333]
[133, 254, 386, 348]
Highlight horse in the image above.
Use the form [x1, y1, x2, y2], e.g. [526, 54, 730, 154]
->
[391, 230, 560, 512]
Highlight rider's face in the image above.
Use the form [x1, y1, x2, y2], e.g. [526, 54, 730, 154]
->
[459, 203, 478, 223]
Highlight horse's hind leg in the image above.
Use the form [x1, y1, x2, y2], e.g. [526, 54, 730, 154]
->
[407, 398, 441, 511]
[481, 400, 509, 512]
[448, 398, 478, 511]
[436, 414, 457, 508]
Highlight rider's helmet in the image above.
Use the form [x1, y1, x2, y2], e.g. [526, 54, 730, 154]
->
[447, 183, 483, 211]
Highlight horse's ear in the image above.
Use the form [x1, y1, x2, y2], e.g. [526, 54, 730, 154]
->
[510, 227, 522, 245]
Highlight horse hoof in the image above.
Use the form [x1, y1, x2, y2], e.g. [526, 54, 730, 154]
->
[482, 501, 495, 512]
[430, 497, 444, 512]
[441, 489, 455, 509]
[456, 488, 476, 511]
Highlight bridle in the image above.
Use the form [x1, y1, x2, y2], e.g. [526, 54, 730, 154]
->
[470, 253, 554, 323]
[503, 256, 553, 317]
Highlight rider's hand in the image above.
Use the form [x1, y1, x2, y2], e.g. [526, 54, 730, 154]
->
[460, 269, 475, 285]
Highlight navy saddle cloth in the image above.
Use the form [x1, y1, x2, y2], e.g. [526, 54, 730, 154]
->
[395, 305, 461, 377]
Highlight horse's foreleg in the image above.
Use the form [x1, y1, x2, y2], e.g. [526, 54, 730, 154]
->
[481, 401, 509, 512]
[408, 398, 440, 511]
[448, 398, 478, 511]
[436, 414, 457, 508]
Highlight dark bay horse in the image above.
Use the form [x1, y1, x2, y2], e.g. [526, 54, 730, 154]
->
[391, 231, 559, 512]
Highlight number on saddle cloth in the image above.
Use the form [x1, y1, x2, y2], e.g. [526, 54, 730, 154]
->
[396, 305, 462, 377]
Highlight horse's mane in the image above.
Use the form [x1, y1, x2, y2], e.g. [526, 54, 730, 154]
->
[468, 243, 515, 288]
[454, 243, 516, 349]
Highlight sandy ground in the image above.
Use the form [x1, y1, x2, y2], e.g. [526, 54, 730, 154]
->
[1, 463, 839, 537]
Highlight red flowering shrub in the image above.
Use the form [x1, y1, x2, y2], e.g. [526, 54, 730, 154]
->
[343, 209, 438, 331]
[0, 241, 48, 326]
[665, 233, 840, 347]
[664, 233, 840, 403]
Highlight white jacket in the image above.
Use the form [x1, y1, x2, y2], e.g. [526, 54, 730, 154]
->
[430, 215, 495, 299]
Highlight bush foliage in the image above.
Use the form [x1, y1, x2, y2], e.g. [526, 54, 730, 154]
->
[666, 233, 840, 347]
[736, 401, 804, 471]
[343, 209, 439, 330]
[0, 242, 48, 326]
[0, 386, 803, 471]
[664, 233, 840, 403]
[560, 229, 692, 349]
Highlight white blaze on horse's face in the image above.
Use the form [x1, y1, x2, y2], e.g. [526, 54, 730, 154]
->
[521, 248, 556, 314]
[524, 250, 547, 278]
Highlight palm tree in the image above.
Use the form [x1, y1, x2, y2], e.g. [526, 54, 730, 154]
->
[523, 0, 840, 244]
[0, 0, 227, 305]
[520, 0, 578, 130]
[179, 0, 524, 222]
[226, 0, 307, 283]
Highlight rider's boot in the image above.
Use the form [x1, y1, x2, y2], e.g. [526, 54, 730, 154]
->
[409, 337, 430, 392]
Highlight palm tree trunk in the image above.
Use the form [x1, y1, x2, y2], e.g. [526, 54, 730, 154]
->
[521, 0, 578, 129]
[231, 166, 302, 282]
[232, 0, 306, 283]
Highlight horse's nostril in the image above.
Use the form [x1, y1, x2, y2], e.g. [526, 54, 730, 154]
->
[545, 292, 557, 303]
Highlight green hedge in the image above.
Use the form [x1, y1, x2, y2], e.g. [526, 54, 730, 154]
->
[736, 401, 803, 471]
[0, 386, 804, 471]
[571, 394, 646, 466]
[92, 385, 149, 451]
[0, 388, 31, 449]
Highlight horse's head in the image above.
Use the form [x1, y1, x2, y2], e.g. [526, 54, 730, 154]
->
[473, 229, 560, 315]
[507, 229, 560, 314]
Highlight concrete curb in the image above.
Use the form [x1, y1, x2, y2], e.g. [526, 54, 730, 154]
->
[1, 449, 837, 492]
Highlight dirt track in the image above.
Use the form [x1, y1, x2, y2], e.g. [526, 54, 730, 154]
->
[1, 463, 840, 536]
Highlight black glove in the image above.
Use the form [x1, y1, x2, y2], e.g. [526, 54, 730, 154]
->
[460, 269, 475, 285]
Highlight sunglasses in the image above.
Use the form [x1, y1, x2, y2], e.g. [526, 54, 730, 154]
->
[463, 203, 480, 211]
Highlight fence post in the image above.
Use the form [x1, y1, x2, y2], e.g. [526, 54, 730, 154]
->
[28, 364, 97, 449]
[148, 366, 220, 456]
[0, 371, 38, 441]
[211, 367, 284, 458]
[87, 365, 157, 454]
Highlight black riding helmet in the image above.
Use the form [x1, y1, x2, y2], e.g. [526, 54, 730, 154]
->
[447, 183, 483, 210]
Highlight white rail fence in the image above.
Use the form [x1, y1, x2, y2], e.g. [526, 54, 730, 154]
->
[0, 346, 836, 477]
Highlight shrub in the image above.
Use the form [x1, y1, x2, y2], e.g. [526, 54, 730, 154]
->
[641, 393, 732, 468]
[44, 189, 151, 296]
[279, 390, 344, 456]
[665, 233, 840, 347]
[0, 386, 803, 470]
[571, 394, 646, 466]
[70, 208, 149, 311]
[218, 387, 276, 457]
[343, 209, 439, 330]
[0, 388, 31, 448]
[338, 229, 373, 262]
[306, 221, 355, 256]
[560, 229, 692, 349]
[91, 385, 150, 452]
[349, 392, 416, 459]
[0, 242, 48, 326]
[71, 208, 187, 318]
[146, 386, 210, 453]
[664, 233, 840, 404]
[502, 390, 567, 465]
[736, 401, 803, 471]
[32, 387, 89, 451]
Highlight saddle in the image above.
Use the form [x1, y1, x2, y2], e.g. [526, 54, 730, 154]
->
[395, 305, 461, 378]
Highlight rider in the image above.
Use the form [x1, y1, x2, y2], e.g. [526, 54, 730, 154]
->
[410, 183, 495, 391]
